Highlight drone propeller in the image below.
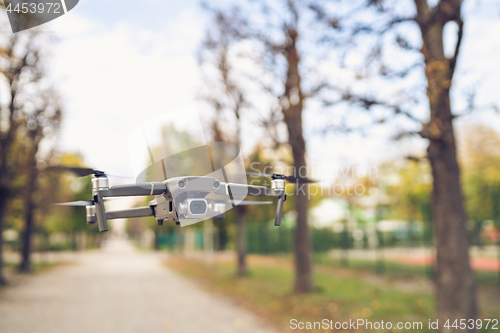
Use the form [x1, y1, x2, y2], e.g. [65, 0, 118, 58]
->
[54, 196, 125, 206]
[54, 200, 94, 207]
[46, 165, 105, 177]
[45, 165, 131, 179]
[246, 172, 317, 183]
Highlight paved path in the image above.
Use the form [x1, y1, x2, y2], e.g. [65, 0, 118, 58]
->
[0, 239, 277, 333]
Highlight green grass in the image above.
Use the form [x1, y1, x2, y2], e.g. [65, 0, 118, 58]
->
[5, 260, 63, 274]
[166, 255, 500, 332]
[167, 256, 436, 332]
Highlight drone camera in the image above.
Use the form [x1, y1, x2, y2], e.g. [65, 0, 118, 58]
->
[190, 200, 208, 214]
[178, 198, 210, 218]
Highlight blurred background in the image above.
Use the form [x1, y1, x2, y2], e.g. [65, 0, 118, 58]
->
[0, 0, 499, 332]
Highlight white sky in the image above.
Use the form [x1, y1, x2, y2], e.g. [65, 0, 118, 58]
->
[15, 0, 500, 187]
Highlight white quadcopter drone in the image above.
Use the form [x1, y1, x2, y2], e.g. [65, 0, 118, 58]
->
[52, 165, 314, 232]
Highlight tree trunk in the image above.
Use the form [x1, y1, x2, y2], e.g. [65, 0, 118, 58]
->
[0, 187, 9, 286]
[71, 232, 77, 251]
[415, 1, 478, 327]
[428, 135, 477, 326]
[19, 150, 38, 272]
[19, 198, 35, 272]
[282, 28, 313, 293]
[203, 219, 214, 266]
[154, 228, 160, 251]
[376, 230, 385, 274]
[235, 205, 247, 276]
[176, 226, 183, 255]
[428, 137, 477, 324]
[216, 222, 228, 251]
[341, 219, 349, 268]
[293, 187, 311, 292]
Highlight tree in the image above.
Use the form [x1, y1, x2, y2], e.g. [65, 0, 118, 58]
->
[18, 90, 62, 272]
[278, 5, 313, 292]
[311, 0, 478, 326]
[198, 9, 252, 276]
[0, 30, 55, 285]
[202, 0, 329, 292]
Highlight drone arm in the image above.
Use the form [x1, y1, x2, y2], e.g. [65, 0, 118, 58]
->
[100, 182, 167, 197]
[222, 183, 281, 198]
[106, 206, 155, 220]
[247, 185, 280, 197]
[92, 182, 167, 232]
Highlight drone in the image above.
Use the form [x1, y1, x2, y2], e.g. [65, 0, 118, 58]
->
[52, 166, 314, 232]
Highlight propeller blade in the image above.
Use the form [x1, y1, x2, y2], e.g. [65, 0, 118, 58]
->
[283, 175, 318, 183]
[246, 172, 274, 178]
[46, 165, 130, 179]
[46, 165, 104, 177]
[54, 200, 94, 207]
[245, 172, 318, 183]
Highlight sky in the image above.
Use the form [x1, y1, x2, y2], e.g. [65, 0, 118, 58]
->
[5, 0, 500, 187]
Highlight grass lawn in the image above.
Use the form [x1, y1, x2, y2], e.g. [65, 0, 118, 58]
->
[4, 260, 62, 273]
[166, 255, 500, 332]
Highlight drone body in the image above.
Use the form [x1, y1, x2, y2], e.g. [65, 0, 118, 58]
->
[57, 169, 288, 232]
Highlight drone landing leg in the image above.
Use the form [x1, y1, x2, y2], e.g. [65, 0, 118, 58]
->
[274, 195, 286, 227]
[93, 194, 108, 232]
